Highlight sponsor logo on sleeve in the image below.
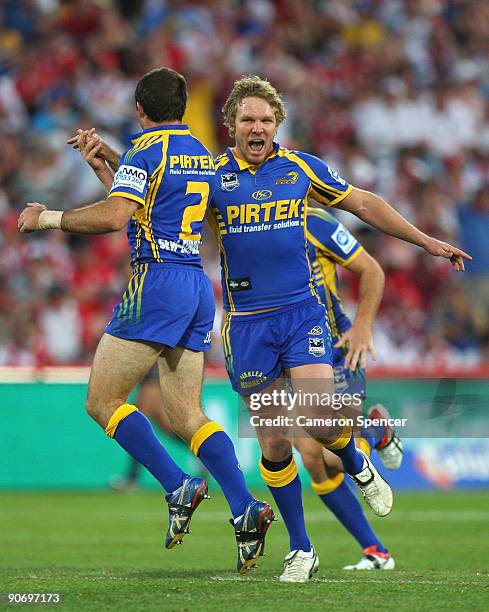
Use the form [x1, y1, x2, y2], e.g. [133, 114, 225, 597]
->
[113, 165, 148, 194]
[221, 172, 239, 191]
[309, 336, 325, 357]
[308, 326, 323, 335]
[326, 165, 346, 185]
[331, 224, 356, 254]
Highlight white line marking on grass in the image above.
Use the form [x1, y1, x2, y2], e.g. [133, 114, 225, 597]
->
[209, 576, 487, 586]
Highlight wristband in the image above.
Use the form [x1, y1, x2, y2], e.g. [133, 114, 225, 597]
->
[38, 210, 63, 230]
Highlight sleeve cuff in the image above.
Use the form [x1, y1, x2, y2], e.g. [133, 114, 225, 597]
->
[327, 184, 353, 207]
[108, 191, 145, 206]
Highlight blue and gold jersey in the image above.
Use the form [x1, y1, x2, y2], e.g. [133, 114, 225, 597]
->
[108, 124, 215, 267]
[208, 143, 352, 311]
[306, 207, 363, 337]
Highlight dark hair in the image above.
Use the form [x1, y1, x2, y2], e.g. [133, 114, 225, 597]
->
[134, 68, 187, 122]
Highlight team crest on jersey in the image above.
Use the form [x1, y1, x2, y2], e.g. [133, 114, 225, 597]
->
[308, 326, 323, 336]
[221, 172, 239, 191]
[276, 171, 299, 185]
[252, 189, 272, 200]
[309, 337, 325, 357]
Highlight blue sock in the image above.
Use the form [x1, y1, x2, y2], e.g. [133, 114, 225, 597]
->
[361, 423, 386, 451]
[314, 474, 387, 552]
[260, 456, 311, 552]
[108, 405, 185, 493]
[192, 424, 253, 519]
[330, 434, 365, 475]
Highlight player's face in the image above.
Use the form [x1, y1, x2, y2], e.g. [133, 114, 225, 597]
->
[232, 97, 278, 165]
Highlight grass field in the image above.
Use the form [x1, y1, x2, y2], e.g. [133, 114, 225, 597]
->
[1, 490, 488, 611]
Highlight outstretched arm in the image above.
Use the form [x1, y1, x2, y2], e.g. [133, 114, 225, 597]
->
[334, 250, 385, 371]
[336, 187, 471, 271]
[18, 196, 138, 235]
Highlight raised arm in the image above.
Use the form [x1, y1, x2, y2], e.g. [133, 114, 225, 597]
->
[336, 187, 471, 271]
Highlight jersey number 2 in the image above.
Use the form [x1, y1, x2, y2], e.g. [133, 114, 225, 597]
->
[179, 181, 209, 240]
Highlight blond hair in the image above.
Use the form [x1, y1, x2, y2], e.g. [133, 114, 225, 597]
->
[222, 75, 286, 133]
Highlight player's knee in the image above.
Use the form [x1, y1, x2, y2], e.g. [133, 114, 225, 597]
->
[168, 410, 207, 442]
[85, 395, 101, 422]
[260, 438, 292, 462]
[85, 393, 120, 429]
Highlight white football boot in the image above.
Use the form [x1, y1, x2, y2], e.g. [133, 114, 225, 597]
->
[343, 546, 395, 570]
[368, 404, 404, 470]
[351, 450, 393, 517]
[279, 547, 319, 582]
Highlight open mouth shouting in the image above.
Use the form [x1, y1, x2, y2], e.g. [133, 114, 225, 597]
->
[249, 137, 266, 153]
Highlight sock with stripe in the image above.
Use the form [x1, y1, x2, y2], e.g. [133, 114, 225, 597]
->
[312, 472, 387, 552]
[360, 422, 387, 455]
[190, 422, 253, 519]
[260, 455, 311, 553]
[106, 404, 185, 493]
[323, 421, 366, 475]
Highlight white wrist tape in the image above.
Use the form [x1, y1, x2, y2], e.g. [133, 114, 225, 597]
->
[38, 210, 63, 230]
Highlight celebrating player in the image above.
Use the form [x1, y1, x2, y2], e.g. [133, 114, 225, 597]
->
[205, 75, 470, 581]
[17, 68, 275, 575]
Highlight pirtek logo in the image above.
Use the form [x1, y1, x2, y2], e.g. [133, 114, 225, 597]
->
[252, 189, 272, 200]
[226, 199, 303, 224]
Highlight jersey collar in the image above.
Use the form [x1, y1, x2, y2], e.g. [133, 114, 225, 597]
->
[226, 142, 280, 173]
[131, 123, 190, 143]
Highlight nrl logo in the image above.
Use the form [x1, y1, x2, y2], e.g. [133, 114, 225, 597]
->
[221, 172, 239, 191]
[276, 171, 299, 185]
[309, 336, 325, 357]
[252, 189, 272, 200]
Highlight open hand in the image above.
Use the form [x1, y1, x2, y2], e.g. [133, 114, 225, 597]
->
[67, 128, 119, 172]
[67, 128, 106, 172]
[334, 322, 376, 371]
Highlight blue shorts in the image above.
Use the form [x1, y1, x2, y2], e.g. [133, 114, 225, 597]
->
[222, 297, 332, 396]
[332, 336, 366, 398]
[106, 263, 214, 351]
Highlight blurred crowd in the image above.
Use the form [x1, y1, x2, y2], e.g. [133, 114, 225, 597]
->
[0, 0, 488, 369]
